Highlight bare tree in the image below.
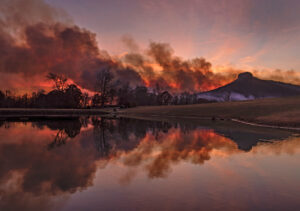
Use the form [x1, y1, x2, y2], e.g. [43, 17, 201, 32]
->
[46, 72, 68, 91]
[82, 92, 90, 108]
[94, 68, 114, 107]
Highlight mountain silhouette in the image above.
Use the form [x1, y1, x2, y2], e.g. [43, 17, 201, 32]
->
[197, 72, 300, 101]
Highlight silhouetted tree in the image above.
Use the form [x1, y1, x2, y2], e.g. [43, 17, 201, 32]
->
[172, 95, 179, 105]
[157, 91, 173, 105]
[82, 92, 90, 108]
[94, 68, 114, 107]
[116, 83, 134, 107]
[134, 86, 149, 106]
[46, 72, 68, 91]
[179, 92, 191, 104]
[154, 83, 162, 95]
[46, 90, 66, 108]
[65, 84, 83, 108]
[0, 91, 5, 106]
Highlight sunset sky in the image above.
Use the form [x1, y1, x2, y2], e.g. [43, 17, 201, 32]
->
[46, 0, 300, 71]
[1, 0, 300, 93]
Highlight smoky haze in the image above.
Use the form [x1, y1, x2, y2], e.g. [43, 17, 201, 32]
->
[0, 0, 146, 91]
[0, 0, 298, 94]
[0, 0, 238, 93]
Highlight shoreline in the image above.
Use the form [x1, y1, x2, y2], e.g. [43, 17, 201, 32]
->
[117, 113, 300, 132]
[1, 101, 300, 131]
[230, 118, 300, 131]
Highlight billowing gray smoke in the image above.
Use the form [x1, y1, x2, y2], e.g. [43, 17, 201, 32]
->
[0, 0, 144, 91]
[0, 0, 241, 93]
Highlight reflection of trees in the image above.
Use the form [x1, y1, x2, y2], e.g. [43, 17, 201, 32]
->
[91, 117, 174, 157]
[32, 118, 83, 135]
[33, 118, 87, 150]
[0, 116, 297, 211]
[34, 118, 83, 138]
[116, 118, 174, 141]
[48, 130, 69, 150]
[90, 118, 179, 157]
[0, 123, 101, 210]
[92, 117, 112, 157]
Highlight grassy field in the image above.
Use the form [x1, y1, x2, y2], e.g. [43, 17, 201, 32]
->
[118, 96, 300, 127]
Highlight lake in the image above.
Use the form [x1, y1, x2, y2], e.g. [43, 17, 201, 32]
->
[0, 117, 300, 211]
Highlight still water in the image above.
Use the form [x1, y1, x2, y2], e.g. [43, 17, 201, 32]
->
[0, 117, 300, 211]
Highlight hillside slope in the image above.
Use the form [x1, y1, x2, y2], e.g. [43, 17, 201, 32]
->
[197, 72, 300, 101]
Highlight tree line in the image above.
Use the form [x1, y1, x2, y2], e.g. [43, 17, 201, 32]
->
[0, 69, 213, 108]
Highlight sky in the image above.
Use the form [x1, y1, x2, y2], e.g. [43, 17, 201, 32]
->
[45, 0, 300, 72]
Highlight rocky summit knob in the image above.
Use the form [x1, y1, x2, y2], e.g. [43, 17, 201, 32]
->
[238, 72, 253, 80]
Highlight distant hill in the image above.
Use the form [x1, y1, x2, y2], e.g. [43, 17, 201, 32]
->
[197, 72, 300, 102]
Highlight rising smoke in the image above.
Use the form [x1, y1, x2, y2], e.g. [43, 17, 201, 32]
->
[0, 0, 238, 93]
[0, 0, 298, 94]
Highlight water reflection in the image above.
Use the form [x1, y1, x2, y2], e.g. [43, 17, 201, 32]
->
[0, 118, 299, 210]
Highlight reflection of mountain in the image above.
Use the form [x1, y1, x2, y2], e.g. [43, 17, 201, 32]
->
[0, 117, 294, 154]
[211, 124, 293, 151]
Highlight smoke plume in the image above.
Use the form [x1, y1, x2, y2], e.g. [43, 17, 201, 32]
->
[1, 0, 298, 94]
[123, 42, 237, 92]
[0, 0, 238, 94]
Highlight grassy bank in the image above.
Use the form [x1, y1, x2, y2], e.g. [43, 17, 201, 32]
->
[118, 96, 300, 127]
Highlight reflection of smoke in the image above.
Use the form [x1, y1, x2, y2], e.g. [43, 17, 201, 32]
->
[115, 129, 239, 180]
[0, 124, 100, 210]
[251, 136, 300, 155]
[1, 118, 299, 210]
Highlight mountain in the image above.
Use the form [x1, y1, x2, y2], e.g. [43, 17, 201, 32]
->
[197, 72, 300, 102]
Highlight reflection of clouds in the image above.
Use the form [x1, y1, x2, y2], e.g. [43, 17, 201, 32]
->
[113, 129, 239, 181]
[251, 136, 300, 155]
[0, 124, 100, 210]
[0, 119, 298, 210]
[1, 120, 241, 209]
